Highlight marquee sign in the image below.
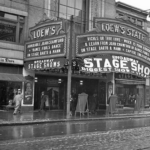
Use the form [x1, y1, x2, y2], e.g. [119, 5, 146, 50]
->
[29, 15, 63, 40]
[76, 34, 150, 64]
[25, 57, 66, 70]
[93, 18, 149, 43]
[81, 55, 150, 78]
[75, 18, 150, 65]
[25, 15, 66, 61]
[25, 34, 66, 60]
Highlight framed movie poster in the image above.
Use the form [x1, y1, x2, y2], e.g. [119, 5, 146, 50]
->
[23, 81, 33, 105]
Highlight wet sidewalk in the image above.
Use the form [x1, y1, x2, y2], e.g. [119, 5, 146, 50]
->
[0, 108, 150, 126]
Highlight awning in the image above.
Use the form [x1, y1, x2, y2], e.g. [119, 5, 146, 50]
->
[0, 73, 25, 82]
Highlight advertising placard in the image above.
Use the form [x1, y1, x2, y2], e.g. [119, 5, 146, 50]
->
[23, 81, 33, 105]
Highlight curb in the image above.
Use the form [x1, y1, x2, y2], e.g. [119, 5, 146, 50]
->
[1, 113, 150, 126]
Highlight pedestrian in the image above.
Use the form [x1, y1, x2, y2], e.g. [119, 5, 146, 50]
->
[70, 89, 78, 116]
[89, 93, 97, 114]
[134, 93, 141, 113]
[13, 89, 23, 115]
[107, 93, 118, 115]
[39, 91, 47, 111]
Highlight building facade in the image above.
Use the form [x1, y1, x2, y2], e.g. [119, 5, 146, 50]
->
[0, 0, 28, 110]
[1, 0, 150, 114]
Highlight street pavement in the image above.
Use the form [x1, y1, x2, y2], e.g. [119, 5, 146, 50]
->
[1, 117, 150, 141]
[0, 108, 150, 126]
[1, 126, 150, 149]
[1, 109, 150, 149]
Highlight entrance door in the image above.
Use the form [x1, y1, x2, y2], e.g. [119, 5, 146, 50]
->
[98, 81, 106, 109]
[47, 87, 59, 109]
[34, 83, 46, 110]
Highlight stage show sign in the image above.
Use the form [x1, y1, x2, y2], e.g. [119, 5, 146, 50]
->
[81, 55, 150, 78]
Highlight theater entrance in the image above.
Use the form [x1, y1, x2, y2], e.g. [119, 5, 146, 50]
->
[34, 76, 67, 110]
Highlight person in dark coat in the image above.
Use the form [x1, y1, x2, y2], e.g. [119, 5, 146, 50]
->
[39, 91, 47, 111]
[70, 90, 78, 116]
[107, 94, 118, 115]
[134, 93, 141, 113]
[89, 93, 97, 114]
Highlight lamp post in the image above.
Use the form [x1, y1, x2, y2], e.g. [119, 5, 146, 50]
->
[66, 15, 73, 119]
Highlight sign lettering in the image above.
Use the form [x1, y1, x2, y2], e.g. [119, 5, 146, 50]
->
[25, 35, 66, 60]
[25, 58, 65, 70]
[81, 55, 150, 78]
[76, 35, 150, 63]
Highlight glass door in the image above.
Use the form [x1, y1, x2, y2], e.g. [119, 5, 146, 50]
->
[47, 87, 59, 109]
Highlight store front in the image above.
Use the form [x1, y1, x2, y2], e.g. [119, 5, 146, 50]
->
[24, 15, 68, 111]
[33, 72, 106, 111]
[115, 73, 145, 108]
[0, 64, 24, 110]
[34, 75, 67, 110]
[24, 14, 150, 115]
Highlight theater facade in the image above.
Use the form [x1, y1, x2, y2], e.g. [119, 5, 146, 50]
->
[24, 16, 150, 112]
[75, 17, 150, 109]
[23, 1, 150, 113]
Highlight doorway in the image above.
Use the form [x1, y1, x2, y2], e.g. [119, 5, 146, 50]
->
[34, 77, 67, 110]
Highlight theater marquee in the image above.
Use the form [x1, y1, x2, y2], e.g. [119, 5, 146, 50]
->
[25, 58, 65, 70]
[25, 34, 66, 60]
[75, 18, 150, 65]
[81, 55, 150, 78]
[25, 17, 66, 61]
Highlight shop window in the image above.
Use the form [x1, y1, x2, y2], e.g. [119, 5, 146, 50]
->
[0, 11, 25, 44]
[0, 81, 22, 107]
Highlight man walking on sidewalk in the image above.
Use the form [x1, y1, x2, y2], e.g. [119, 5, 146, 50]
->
[13, 89, 23, 115]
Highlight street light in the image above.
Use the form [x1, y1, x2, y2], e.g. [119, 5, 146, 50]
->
[80, 80, 83, 85]
[58, 79, 62, 84]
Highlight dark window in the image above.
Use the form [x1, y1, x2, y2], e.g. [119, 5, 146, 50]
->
[0, 64, 22, 74]
[0, 22, 16, 42]
[59, 0, 86, 33]
[0, 12, 25, 44]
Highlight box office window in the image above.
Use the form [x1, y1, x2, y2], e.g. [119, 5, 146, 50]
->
[0, 11, 25, 44]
